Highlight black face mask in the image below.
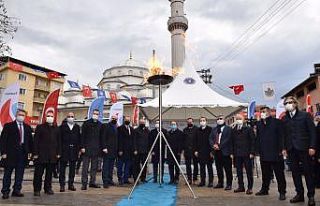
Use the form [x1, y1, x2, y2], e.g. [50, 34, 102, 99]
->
[125, 121, 130, 125]
[187, 123, 193, 127]
[111, 119, 117, 124]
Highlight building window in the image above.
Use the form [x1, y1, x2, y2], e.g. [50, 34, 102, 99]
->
[296, 90, 304, 98]
[128, 70, 133, 75]
[0, 73, 4, 81]
[18, 73, 27, 81]
[18, 102, 25, 109]
[307, 82, 317, 92]
[19, 88, 26, 95]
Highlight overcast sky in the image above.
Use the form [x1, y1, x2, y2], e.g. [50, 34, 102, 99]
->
[5, 0, 320, 107]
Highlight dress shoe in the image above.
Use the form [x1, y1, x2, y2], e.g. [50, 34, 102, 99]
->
[12, 191, 24, 197]
[255, 190, 269, 196]
[246, 189, 253, 195]
[68, 185, 76, 191]
[44, 190, 54, 195]
[103, 184, 109, 189]
[34, 191, 40, 196]
[214, 184, 224, 189]
[123, 181, 131, 185]
[207, 183, 213, 188]
[234, 188, 245, 193]
[60, 186, 65, 192]
[109, 181, 115, 186]
[279, 193, 286, 201]
[308, 197, 315, 206]
[2, 193, 9, 199]
[224, 185, 232, 191]
[81, 185, 87, 190]
[89, 184, 100, 188]
[290, 194, 304, 203]
[198, 182, 205, 187]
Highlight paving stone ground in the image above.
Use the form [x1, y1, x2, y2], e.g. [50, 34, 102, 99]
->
[0, 167, 318, 206]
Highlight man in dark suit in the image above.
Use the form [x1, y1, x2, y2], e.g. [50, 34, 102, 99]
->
[133, 118, 150, 183]
[149, 120, 167, 183]
[33, 110, 61, 196]
[182, 117, 199, 184]
[0, 109, 33, 199]
[117, 116, 135, 185]
[167, 121, 184, 184]
[209, 115, 233, 190]
[255, 106, 286, 201]
[231, 114, 255, 195]
[194, 117, 213, 187]
[80, 109, 102, 190]
[101, 115, 118, 188]
[283, 96, 317, 206]
[59, 112, 81, 192]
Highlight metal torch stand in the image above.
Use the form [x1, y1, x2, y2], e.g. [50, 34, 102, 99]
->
[128, 75, 197, 199]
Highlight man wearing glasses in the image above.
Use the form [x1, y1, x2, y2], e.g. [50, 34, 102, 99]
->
[59, 112, 81, 192]
[283, 96, 317, 206]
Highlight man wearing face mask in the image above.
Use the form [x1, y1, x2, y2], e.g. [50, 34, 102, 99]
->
[182, 117, 199, 184]
[117, 116, 135, 185]
[33, 111, 61, 196]
[209, 115, 233, 190]
[194, 117, 213, 187]
[149, 120, 167, 183]
[80, 109, 102, 190]
[282, 96, 317, 206]
[255, 106, 286, 201]
[167, 121, 184, 184]
[58, 112, 81, 192]
[0, 109, 33, 199]
[100, 115, 118, 188]
[231, 114, 255, 195]
[133, 118, 150, 183]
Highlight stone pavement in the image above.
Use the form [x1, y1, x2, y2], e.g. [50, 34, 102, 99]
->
[0, 168, 318, 206]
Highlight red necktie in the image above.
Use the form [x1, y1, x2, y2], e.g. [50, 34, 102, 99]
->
[19, 124, 22, 144]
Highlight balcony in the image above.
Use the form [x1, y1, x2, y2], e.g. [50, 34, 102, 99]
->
[34, 84, 49, 92]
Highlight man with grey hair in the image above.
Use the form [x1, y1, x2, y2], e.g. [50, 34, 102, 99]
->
[283, 96, 317, 206]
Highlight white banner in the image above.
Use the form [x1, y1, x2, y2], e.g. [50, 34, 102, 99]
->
[0, 83, 20, 131]
[109, 102, 124, 126]
[262, 82, 276, 101]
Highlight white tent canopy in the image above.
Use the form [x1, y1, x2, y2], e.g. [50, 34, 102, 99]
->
[139, 65, 248, 121]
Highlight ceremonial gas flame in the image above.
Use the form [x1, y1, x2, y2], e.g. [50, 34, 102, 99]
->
[148, 50, 163, 76]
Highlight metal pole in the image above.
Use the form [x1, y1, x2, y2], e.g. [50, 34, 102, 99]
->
[128, 132, 161, 199]
[159, 82, 163, 185]
[161, 131, 197, 199]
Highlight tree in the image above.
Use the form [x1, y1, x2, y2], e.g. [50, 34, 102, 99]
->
[0, 0, 20, 56]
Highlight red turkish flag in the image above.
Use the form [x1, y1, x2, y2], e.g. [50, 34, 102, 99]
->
[131, 97, 138, 105]
[82, 85, 93, 98]
[8, 62, 23, 72]
[47, 72, 60, 79]
[41, 89, 60, 124]
[229, 85, 244, 95]
[109, 91, 118, 104]
[306, 94, 313, 114]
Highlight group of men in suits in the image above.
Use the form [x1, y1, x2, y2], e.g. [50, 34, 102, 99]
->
[0, 95, 318, 206]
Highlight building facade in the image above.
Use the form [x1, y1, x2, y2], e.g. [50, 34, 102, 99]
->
[282, 63, 320, 113]
[0, 56, 66, 119]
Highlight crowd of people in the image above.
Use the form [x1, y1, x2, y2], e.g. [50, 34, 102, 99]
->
[0, 95, 319, 206]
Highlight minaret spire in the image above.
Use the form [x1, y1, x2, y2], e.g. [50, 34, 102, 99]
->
[168, 0, 188, 70]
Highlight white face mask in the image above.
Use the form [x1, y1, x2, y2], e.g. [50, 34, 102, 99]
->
[155, 123, 159, 129]
[46, 116, 54, 124]
[285, 103, 295, 112]
[260, 112, 268, 120]
[67, 117, 74, 124]
[200, 121, 206, 127]
[16, 115, 25, 122]
[92, 114, 99, 121]
[236, 119, 243, 125]
[217, 119, 225, 125]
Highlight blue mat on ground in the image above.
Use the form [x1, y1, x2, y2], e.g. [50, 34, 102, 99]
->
[116, 174, 177, 206]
